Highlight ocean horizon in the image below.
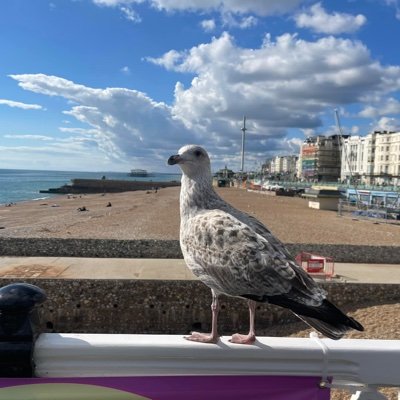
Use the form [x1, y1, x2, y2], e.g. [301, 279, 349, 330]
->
[0, 168, 181, 205]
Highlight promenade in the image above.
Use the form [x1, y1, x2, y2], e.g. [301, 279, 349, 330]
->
[0, 256, 399, 284]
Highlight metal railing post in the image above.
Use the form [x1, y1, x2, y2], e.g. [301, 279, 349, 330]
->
[0, 283, 46, 377]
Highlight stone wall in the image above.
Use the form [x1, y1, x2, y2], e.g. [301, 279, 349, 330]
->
[0, 277, 398, 335]
[1, 238, 399, 264]
[0, 238, 181, 259]
[42, 178, 180, 194]
[1, 238, 398, 336]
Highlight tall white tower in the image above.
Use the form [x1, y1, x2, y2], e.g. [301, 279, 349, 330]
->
[241, 116, 247, 172]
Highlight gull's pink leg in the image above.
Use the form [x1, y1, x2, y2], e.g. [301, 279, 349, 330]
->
[230, 300, 257, 345]
[185, 290, 220, 344]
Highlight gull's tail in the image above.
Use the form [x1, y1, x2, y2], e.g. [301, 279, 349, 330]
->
[295, 314, 363, 340]
[268, 296, 364, 340]
[243, 294, 364, 340]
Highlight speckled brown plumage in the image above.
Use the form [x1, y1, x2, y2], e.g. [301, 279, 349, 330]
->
[168, 144, 364, 343]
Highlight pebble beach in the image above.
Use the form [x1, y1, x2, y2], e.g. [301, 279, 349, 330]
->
[1, 186, 400, 245]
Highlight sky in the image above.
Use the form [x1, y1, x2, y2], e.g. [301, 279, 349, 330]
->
[1, 0, 400, 173]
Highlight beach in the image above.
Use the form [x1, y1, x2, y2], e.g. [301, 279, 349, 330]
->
[1, 186, 399, 338]
[1, 186, 399, 398]
[1, 186, 400, 245]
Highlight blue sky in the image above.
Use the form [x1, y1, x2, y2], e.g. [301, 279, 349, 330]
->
[1, 0, 400, 172]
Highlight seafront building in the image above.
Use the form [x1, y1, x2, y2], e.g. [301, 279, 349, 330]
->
[340, 135, 369, 184]
[262, 155, 298, 179]
[298, 135, 346, 182]
[296, 130, 400, 185]
[281, 155, 298, 176]
[260, 130, 400, 186]
[341, 130, 400, 185]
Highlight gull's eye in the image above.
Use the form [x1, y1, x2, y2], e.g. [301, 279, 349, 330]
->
[194, 150, 202, 157]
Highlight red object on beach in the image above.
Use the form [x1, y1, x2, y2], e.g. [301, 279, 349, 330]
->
[295, 252, 335, 279]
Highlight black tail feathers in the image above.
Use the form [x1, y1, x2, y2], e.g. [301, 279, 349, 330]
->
[277, 297, 364, 340]
[244, 294, 364, 340]
[297, 314, 363, 340]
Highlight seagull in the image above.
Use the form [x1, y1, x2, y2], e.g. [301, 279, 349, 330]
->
[168, 144, 364, 344]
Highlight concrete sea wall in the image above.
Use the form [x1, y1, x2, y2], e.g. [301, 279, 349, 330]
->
[0, 277, 398, 335]
[1, 237, 399, 264]
[1, 238, 398, 335]
[41, 178, 180, 194]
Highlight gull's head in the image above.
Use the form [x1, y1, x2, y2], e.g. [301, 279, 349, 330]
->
[168, 144, 211, 180]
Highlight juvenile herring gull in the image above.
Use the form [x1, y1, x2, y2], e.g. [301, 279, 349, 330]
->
[168, 144, 364, 344]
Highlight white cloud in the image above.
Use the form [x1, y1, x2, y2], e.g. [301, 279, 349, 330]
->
[0, 130, 121, 171]
[147, 32, 400, 164]
[237, 15, 258, 28]
[91, 0, 304, 28]
[58, 127, 96, 135]
[120, 6, 141, 22]
[9, 73, 200, 169]
[359, 97, 400, 118]
[150, 33, 400, 132]
[8, 31, 400, 170]
[0, 99, 43, 110]
[294, 3, 366, 34]
[0, 143, 125, 172]
[359, 105, 379, 119]
[121, 66, 131, 74]
[8, 74, 95, 98]
[221, 13, 258, 29]
[384, 0, 400, 20]
[4, 134, 53, 141]
[159, 0, 304, 15]
[92, 0, 131, 5]
[372, 116, 400, 132]
[145, 50, 184, 71]
[92, 0, 142, 22]
[93, 0, 304, 15]
[200, 19, 216, 32]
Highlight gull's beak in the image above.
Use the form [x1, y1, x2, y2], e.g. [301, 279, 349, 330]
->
[167, 154, 182, 165]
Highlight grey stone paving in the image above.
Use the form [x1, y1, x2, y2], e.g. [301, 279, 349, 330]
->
[0, 256, 399, 284]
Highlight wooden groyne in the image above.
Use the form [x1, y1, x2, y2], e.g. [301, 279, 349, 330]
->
[40, 178, 180, 194]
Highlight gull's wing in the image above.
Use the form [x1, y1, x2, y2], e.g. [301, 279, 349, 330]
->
[227, 208, 294, 259]
[211, 195, 293, 259]
[181, 209, 326, 306]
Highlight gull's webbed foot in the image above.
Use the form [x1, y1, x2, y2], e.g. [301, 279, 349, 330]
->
[229, 332, 256, 345]
[184, 331, 219, 344]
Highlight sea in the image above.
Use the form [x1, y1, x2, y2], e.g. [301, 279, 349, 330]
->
[0, 169, 182, 205]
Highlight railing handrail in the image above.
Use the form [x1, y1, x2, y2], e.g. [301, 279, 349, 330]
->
[34, 333, 400, 389]
[249, 179, 400, 192]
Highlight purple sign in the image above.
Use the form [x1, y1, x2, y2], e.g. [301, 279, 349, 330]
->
[0, 375, 329, 399]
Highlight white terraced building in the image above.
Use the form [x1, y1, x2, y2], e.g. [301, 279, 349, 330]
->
[269, 155, 298, 177]
[282, 155, 298, 175]
[341, 130, 400, 185]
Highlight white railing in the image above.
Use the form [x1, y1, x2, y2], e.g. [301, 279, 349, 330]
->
[33, 333, 400, 399]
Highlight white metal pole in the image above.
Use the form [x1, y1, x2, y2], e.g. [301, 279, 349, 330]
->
[241, 116, 247, 172]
